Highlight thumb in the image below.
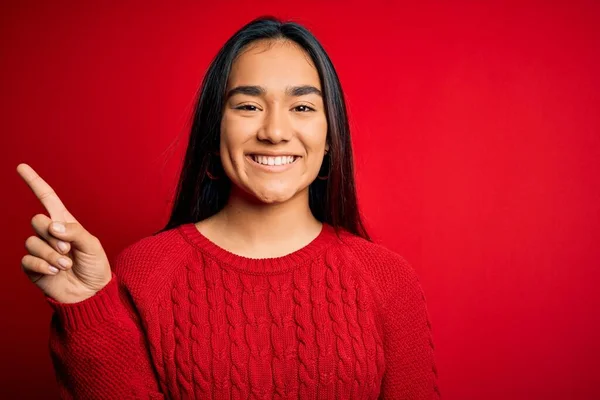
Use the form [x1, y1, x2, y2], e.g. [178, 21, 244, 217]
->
[49, 221, 102, 254]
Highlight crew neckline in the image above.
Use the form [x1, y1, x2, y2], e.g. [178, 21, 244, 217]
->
[178, 222, 339, 275]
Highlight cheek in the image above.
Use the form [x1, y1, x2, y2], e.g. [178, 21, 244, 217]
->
[219, 116, 247, 176]
[220, 114, 256, 145]
[296, 116, 328, 154]
[220, 115, 261, 167]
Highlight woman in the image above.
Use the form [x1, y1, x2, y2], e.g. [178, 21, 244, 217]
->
[18, 16, 439, 399]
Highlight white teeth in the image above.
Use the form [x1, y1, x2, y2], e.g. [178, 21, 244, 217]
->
[251, 155, 296, 166]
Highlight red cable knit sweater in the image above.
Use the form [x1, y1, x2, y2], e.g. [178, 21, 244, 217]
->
[46, 223, 439, 399]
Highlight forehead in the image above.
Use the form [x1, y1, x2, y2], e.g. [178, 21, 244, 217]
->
[227, 39, 321, 89]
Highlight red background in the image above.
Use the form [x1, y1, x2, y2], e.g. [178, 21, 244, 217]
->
[2, 1, 599, 398]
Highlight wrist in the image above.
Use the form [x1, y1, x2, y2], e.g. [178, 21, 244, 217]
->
[46, 274, 120, 330]
[62, 274, 112, 304]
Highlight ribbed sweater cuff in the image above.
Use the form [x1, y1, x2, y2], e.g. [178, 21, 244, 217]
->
[46, 273, 121, 331]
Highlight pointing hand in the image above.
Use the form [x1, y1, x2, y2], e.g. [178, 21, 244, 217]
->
[17, 164, 112, 304]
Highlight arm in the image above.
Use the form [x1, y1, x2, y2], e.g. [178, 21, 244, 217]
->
[378, 257, 440, 399]
[46, 254, 163, 399]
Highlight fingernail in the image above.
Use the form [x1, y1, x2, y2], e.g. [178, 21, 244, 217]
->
[57, 241, 68, 253]
[58, 258, 69, 268]
[52, 222, 65, 233]
[49, 266, 59, 274]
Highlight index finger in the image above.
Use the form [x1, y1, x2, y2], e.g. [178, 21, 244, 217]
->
[16, 163, 78, 223]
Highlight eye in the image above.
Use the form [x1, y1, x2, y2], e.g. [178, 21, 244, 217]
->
[293, 105, 316, 112]
[235, 104, 260, 111]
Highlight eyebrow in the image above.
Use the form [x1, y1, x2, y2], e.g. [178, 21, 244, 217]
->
[225, 85, 322, 100]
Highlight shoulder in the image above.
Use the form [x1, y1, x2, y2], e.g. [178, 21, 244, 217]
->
[111, 225, 192, 301]
[333, 230, 434, 351]
[332, 230, 424, 310]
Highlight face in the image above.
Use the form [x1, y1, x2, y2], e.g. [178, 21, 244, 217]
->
[219, 39, 329, 204]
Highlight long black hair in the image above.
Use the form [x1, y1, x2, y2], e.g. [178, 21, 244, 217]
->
[157, 16, 369, 240]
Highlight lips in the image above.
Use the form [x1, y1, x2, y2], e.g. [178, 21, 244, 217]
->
[245, 153, 301, 170]
[249, 154, 299, 166]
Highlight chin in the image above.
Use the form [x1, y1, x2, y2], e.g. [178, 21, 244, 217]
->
[252, 189, 296, 204]
[246, 182, 303, 204]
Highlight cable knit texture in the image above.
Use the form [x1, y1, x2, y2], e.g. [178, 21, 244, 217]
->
[46, 223, 440, 399]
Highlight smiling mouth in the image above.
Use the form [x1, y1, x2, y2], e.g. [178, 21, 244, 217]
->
[248, 154, 300, 166]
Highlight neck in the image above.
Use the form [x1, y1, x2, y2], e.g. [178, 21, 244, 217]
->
[200, 187, 322, 257]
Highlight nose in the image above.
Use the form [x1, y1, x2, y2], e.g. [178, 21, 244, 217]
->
[257, 107, 292, 143]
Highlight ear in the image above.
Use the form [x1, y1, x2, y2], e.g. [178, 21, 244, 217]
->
[325, 142, 330, 154]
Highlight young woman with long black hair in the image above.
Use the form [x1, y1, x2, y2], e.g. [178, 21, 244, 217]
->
[18, 16, 439, 399]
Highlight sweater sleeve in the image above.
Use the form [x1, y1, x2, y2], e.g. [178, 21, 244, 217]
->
[46, 255, 164, 399]
[377, 255, 440, 400]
